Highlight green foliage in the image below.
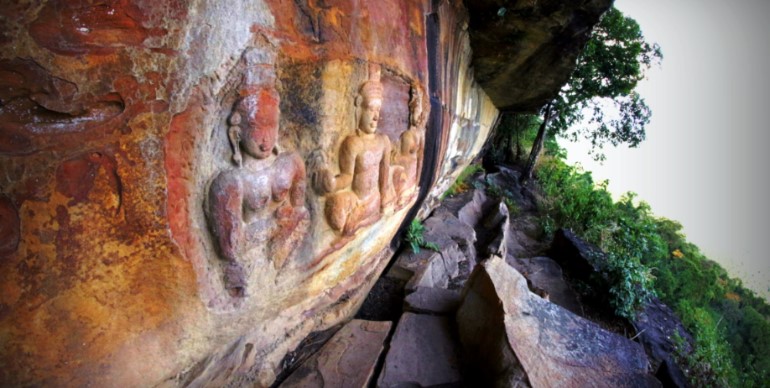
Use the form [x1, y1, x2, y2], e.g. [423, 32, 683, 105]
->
[602, 252, 656, 320]
[489, 113, 563, 165]
[483, 177, 520, 216]
[550, 7, 663, 161]
[536, 158, 655, 319]
[534, 156, 770, 386]
[675, 300, 738, 386]
[442, 163, 485, 199]
[405, 219, 439, 254]
[536, 159, 615, 240]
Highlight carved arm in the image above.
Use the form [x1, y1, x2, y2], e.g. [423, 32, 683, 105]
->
[208, 174, 243, 263]
[379, 136, 393, 208]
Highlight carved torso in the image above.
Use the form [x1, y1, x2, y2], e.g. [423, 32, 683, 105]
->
[349, 133, 388, 200]
[239, 168, 273, 224]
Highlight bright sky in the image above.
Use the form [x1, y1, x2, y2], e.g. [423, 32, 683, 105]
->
[563, 0, 770, 300]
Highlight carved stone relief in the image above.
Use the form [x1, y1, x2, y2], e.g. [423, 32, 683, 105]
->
[391, 84, 426, 208]
[205, 51, 309, 297]
[313, 64, 394, 236]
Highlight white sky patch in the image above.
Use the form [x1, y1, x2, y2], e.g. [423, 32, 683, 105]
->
[563, 0, 770, 300]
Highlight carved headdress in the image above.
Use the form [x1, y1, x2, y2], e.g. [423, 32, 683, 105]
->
[240, 47, 277, 95]
[358, 63, 383, 103]
[227, 47, 281, 166]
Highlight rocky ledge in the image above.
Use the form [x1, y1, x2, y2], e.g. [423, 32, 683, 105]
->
[277, 169, 685, 387]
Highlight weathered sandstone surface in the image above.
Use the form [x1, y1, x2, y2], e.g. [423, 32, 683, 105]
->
[0, 1, 606, 386]
[466, 0, 612, 111]
[457, 256, 658, 387]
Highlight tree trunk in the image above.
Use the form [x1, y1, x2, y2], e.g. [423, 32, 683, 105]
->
[514, 122, 523, 163]
[522, 103, 554, 181]
[507, 130, 516, 165]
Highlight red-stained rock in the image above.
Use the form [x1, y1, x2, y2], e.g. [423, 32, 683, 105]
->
[0, 0, 611, 386]
[0, 126, 34, 156]
[28, 0, 168, 56]
[55, 152, 121, 207]
[0, 195, 20, 257]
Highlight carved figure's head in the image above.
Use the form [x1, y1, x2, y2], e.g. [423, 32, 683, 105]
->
[228, 87, 280, 163]
[356, 69, 383, 135]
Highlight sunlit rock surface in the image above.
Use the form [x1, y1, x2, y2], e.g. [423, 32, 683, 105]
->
[456, 256, 657, 387]
[0, 1, 603, 386]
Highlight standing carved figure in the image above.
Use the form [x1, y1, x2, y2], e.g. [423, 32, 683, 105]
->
[314, 65, 393, 236]
[392, 84, 426, 207]
[207, 59, 308, 297]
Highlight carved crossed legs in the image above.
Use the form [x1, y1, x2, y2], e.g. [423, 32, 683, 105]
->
[324, 190, 381, 236]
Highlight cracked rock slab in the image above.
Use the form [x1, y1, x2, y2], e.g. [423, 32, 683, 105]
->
[404, 287, 461, 315]
[281, 320, 392, 388]
[456, 256, 659, 387]
[377, 313, 462, 387]
[506, 256, 582, 316]
[404, 248, 461, 291]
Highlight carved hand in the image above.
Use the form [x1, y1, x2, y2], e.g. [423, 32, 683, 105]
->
[313, 168, 336, 194]
[381, 187, 394, 211]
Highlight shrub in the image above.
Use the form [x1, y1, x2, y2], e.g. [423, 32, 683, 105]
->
[601, 252, 655, 320]
[536, 158, 654, 319]
[675, 301, 738, 386]
[484, 177, 520, 216]
[405, 219, 440, 254]
[442, 163, 485, 199]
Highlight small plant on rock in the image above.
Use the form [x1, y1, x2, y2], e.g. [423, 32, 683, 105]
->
[441, 163, 485, 199]
[405, 219, 440, 254]
[484, 177, 520, 216]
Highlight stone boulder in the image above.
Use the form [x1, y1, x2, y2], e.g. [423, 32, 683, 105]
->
[457, 189, 493, 228]
[466, 0, 614, 111]
[506, 256, 582, 315]
[635, 298, 693, 369]
[506, 215, 547, 258]
[634, 297, 693, 387]
[393, 246, 461, 292]
[550, 228, 605, 276]
[404, 286, 462, 315]
[281, 320, 392, 388]
[393, 199, 479, 292]
[483, 201, 511, 258]
[377, 313, 463, 387]
[423, 210, 477, 264]
[456, 256, 659, 387]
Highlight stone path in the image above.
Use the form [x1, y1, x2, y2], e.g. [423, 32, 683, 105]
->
[277, 167, 668, 387]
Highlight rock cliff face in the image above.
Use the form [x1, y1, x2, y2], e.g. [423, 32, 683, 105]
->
[0, 1, 604, 386]
[465, 0, 612, 111]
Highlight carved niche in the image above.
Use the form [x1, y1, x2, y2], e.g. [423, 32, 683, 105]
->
[391, 83, 426, 208]
[205, 49, 309, 297]
[312, 64, 395, 237]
